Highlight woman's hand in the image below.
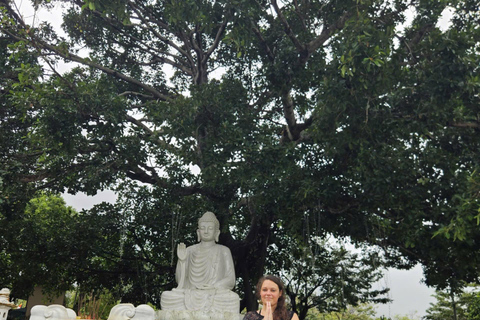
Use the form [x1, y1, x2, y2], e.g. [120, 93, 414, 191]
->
[264, 302, 273, 320]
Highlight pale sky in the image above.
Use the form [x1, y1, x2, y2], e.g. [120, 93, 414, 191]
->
[375, 266, 436, 319]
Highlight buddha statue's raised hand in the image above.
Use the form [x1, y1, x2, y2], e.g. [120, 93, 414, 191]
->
[177, 243, 187, 261]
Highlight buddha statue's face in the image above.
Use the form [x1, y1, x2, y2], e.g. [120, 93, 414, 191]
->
[198, 221, 218, 242]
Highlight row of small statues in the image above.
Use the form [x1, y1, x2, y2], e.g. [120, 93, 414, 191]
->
[25, 303, 241, 320]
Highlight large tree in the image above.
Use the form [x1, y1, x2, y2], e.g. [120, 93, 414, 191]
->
[1, 0, 479, 315]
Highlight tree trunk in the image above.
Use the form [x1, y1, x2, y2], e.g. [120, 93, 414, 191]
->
[450, 290, 457, 320]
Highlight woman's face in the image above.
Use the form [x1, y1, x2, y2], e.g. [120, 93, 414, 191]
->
[260, 279, 282, 308]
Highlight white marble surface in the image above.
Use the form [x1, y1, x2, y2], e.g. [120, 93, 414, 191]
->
[161, 212, 240, 313]
[157, 310, 243, 320]
[107, 304, 155, 320]
[30, 305, 76, 320]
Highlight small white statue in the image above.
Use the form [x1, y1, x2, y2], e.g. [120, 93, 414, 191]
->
[160, 212, 240, 313]
[30, 305, 75, 320]
[107, 304, 155, 320]
[0, 288, 16, 320]
[0, 288, 14, 306]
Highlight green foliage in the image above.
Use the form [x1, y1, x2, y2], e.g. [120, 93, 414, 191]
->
[433, 170, 480, 241]
[268, 237, 389, 318]
[424, 284, 480, 320]
[0, 192, 78, 297]
[65, 288, 120, 320]
[466, 291, 480, 320]
[305, 304, 417, 320]
[1, 0, 480, 315]
[318, 304, 376, 320]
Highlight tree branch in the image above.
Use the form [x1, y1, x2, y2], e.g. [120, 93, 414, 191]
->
[251, 23, 275, 62]
[307, 11, 352, 55]
[126, 1, 196, 71]
[450, 121, 480, 129]
[271, 0, 306, 53]
[203, 14, 230, 63]
[39, 41, 170, 100]
[125, 115, 166, 148]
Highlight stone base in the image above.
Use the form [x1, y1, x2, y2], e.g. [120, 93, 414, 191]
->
[156, 310, 243, 320]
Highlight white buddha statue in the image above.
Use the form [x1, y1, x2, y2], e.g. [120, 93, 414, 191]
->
[160, 212, 240, 314]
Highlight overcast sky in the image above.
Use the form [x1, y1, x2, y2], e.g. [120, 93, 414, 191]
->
[375, 266, 436, 319]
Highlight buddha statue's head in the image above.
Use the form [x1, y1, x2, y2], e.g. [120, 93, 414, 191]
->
[197, 211, 220, 243]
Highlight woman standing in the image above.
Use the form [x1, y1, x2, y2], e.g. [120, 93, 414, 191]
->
[243, 275, 300, 320]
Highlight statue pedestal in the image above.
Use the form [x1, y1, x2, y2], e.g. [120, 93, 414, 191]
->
[157, 310, 242, 320]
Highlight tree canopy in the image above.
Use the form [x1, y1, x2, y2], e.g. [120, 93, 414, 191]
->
[1, 0, 479, 316]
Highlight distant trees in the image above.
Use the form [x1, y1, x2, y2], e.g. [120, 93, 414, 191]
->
[0, 193, 78, 297]
[311, 304, 377, 320]
[424, 284, 480, 320]
[306, 304, 417, 320]
[273, 239, 389, 319]
[0, 190, 176, 304]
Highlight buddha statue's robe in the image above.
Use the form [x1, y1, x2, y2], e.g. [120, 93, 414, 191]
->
[160, 243, 240, 313]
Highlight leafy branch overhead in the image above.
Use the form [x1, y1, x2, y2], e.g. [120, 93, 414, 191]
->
[1, 0, 479, 316]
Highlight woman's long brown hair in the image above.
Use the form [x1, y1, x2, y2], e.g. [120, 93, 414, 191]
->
[255, 275, 289, 320]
